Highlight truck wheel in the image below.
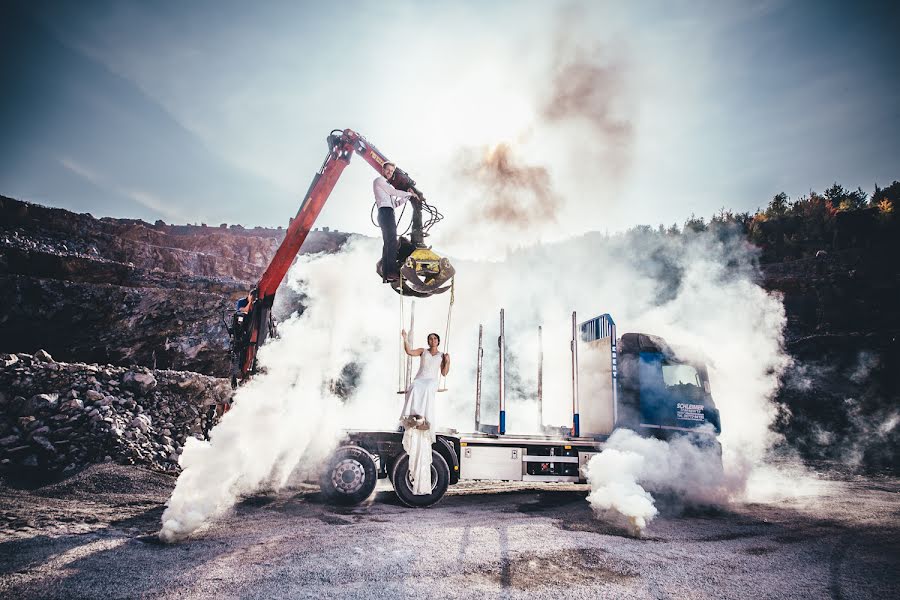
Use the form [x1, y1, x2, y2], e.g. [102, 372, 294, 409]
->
[319, 445, 377, 506]
[391, 450, 450, 508]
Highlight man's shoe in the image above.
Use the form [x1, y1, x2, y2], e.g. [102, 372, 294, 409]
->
[383, 273, 400, 282]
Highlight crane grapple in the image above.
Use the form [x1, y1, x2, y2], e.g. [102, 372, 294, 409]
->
[377, 238, 455, 297]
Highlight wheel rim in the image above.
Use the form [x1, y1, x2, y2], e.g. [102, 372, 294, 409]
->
[332, 458, 366, 494]
[406, 463, 438, 493]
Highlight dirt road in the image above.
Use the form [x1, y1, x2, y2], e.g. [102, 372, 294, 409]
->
[0, 464, 897, 599]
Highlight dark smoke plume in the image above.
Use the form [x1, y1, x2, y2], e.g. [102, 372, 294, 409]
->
[541, 46, 634, 171]
[458, 143, 562, 229]
[455, 8, 635, 230]
[542, 1, 635, 172]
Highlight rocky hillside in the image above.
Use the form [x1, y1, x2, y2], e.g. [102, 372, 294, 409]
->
[0, 195, 351, 376]
[762, 247, 899, 471]
[0, 351, 231, 474]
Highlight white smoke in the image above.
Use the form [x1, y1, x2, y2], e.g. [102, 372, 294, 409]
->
[160, 221, 796, 541]
[585, 428, 740, 536]
[160, 240, 401, 542]
[571, 229, 792, 536]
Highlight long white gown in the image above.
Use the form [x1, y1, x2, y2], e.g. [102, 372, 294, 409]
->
[400, 350, 443, 495]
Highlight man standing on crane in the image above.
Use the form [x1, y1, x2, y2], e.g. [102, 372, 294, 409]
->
[374, 162, 418, 282]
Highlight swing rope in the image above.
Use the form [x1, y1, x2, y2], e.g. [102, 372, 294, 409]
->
[437, 277, 455, 392]
[398, 270, 405, 393]
[405, 300, 415, 392]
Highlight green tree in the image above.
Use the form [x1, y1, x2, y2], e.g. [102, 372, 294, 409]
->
[684, 214, 707, 233]
[871, 181, 900, 206]
[824, 183, 867, 211]
[765, 192, 790, 218]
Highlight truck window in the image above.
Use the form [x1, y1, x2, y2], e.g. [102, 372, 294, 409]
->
[661, 363, 701, 389]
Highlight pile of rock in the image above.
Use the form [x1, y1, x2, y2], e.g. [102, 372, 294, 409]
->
[0, 351, 233, 474]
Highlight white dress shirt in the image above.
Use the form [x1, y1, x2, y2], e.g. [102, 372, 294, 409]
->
[373, 176, 414, 209]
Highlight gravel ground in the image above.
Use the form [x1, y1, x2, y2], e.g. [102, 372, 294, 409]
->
[0, 464, 897, 599]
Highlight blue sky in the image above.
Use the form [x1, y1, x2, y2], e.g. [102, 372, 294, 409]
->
[1, 0, 897, 248]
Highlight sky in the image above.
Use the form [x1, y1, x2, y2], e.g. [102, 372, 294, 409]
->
[1, 0, 898, 253]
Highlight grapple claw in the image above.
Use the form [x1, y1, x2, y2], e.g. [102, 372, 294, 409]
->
[376, 247, 455, 298]
[399, 248, 455, 296]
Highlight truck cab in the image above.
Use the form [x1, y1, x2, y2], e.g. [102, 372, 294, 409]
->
[616, 332, 721, 438]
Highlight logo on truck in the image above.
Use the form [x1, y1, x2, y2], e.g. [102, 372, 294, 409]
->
[676, 403, 705, 421]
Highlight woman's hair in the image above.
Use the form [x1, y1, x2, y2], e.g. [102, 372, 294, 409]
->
[427, 332, 441, 345]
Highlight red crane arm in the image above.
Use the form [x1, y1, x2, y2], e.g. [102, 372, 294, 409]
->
[239, 129, 397, 378]
[257, 129, 392, 300]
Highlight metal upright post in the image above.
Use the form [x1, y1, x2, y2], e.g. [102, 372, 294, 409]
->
[499, 309, 506, 435]
[475, 324, 483, 430]
[538, 325, 544, 430]
[571, 311, 580, 437]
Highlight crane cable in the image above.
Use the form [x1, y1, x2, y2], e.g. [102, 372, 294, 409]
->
[370, 196, 442, 237]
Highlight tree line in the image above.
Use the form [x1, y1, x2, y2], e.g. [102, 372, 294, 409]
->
[643, 180, 898, 263]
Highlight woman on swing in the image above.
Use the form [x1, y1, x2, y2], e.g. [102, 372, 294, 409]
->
[399, 330, 450, 495]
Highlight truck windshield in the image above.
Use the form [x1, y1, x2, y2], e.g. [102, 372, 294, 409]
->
[662, 363, 701, 389]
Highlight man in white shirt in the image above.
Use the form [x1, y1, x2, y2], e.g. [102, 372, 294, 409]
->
[374, 162, 417, 281]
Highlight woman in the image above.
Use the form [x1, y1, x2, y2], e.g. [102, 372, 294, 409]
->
[399, 330, 450, 495]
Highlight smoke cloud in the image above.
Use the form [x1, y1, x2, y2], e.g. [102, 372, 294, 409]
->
[542, 50, 633, 143]
[160, 241, 400, 541]
[585, 428, 740, 536]
[159, 219, 796, 541]
[774, 343, 900, 472]
[449, 8, 635, 246]
[457, 143, 562, 229]
[541, 36, 634, 175]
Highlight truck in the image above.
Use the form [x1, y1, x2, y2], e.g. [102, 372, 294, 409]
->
[319, 309, 721, 508]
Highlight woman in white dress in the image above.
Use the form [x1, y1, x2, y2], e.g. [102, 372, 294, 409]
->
[399, 330, 450, 495]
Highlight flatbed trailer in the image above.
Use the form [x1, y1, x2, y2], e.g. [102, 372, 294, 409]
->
[319, 311, 721, 508]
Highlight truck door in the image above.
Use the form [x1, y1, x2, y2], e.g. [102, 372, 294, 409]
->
[576, 314, 618, 437]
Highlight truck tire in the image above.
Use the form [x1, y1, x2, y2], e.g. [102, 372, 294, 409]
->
[391, 450, 450, 508]
[319, 445, 377, 506]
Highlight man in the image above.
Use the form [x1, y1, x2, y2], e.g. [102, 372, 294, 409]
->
[235, 287, 257, 313]
[228, 288, 257, 388]
[374, 162, 417, 281]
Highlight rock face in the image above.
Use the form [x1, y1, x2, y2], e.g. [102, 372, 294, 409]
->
[0, 195, 351, 375]
[760, 248, 900, 342]
[759, 246, 900, 471]
[0, 351, 232, 474]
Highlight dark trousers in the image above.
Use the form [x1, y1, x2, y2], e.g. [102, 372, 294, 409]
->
[378, 207, 399, 277]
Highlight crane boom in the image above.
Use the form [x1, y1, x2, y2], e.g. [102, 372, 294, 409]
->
[234, 128, 454, 382]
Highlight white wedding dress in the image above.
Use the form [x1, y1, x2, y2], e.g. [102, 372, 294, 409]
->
[399, 350, 442, 495]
